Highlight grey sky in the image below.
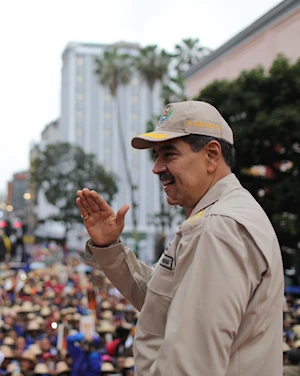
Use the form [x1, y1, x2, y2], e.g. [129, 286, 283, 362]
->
[0, 0, 281, 195]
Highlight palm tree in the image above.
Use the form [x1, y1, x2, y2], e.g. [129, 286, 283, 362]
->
[161, 75, 187, 106]
[174, 38, 211, 74]
[95, 47, 139, 254]
[134, 45, 173, 259]
[133, 45, 172, 116]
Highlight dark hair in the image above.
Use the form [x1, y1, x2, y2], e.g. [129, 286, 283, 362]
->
[288, 349, 300, 365]
[181, 134, 235, 170]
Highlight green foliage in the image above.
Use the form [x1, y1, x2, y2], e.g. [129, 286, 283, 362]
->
[174, 38, 211, 75]
[195, 55, 300, 274]
[31, 142, 118, 224]
[95, 47, 132, 96]
[133, 45, 173, 90]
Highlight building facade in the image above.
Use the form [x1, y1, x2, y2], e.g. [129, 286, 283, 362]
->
[59, 42, 163, 263]
[185, 0, 300, 97]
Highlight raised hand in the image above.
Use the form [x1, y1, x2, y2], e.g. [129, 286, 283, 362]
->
[76, 188, 129, 247]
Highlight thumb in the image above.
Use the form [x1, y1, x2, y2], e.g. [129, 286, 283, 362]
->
[115, 204, 130, 227]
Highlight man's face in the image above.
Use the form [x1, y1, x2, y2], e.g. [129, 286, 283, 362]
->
[152, 138, 211, 208]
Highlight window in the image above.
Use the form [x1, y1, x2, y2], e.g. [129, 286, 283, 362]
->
[77, 57, 84, 66]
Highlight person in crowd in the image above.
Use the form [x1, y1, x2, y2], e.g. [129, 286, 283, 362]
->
[283, 348, 300, 376]
[66, 331, 102, 376]
[76, 100, 284, 375]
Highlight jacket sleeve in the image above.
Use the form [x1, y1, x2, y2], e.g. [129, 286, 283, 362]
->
[86, 239, 153, 311]
[153, 215, 267, 376]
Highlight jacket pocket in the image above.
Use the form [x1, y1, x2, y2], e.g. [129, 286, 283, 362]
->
[138, 267, 174, 336]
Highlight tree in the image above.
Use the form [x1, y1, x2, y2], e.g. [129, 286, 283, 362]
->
[31, 142, 118, 230]
[195, 55, 300, 282]
[133, 45, 172, 114]
[173, 38, 211, 75]
[134, 45, 173, 258]
[95, 46, 139, 253]
[161, 38, 211, 106]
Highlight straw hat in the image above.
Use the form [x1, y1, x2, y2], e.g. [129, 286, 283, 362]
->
[19, 301, 34, 313]
[115, 303, 125, 311]
[0, 345, 15, 359]
[101, 301, 112, 310]
[3, 337, 14, 346]
[56, 361, 70, 375]
[27, 321, 41, 331]
[34, 363, 50, 374]
[123, 357, 134, 369]
[19, 350, 37, 364]
[97, 322, 116, 334]
[28, 344, 42, 356]
[101, 362, 116, 373]
[292, 325, 300, 336]
[101, 310, 113, 320]
[40, 306, 51, 317]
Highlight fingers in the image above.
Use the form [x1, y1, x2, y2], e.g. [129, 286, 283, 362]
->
[89, 190, 113, 212]
[76, 196, 90, 219]
[77, 189, 95, 216]
[115, 205, 130, 228]
[76, 188, 113, 215]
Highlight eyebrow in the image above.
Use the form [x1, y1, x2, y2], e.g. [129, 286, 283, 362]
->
[152, 144, 178, 158]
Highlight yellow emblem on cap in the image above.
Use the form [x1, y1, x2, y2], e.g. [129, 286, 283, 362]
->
[141, 133, 168, 139]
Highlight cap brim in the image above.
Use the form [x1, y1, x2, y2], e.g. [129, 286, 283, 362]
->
[131, 130, 189, 149]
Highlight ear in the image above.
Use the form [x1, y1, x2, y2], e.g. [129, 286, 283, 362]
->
[206, 141, 222, 171]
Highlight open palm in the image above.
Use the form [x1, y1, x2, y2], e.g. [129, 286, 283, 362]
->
[76, 188, 129, 247]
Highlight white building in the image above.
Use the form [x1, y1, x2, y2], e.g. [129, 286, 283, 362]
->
[59, 41, 163, 263]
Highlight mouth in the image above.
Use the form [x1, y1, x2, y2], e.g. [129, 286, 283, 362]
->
[162, 179, 175, 189]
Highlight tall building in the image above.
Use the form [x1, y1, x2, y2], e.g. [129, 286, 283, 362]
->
[59, 41, 163, 263]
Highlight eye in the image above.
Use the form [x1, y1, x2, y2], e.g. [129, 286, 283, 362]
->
[165, 152, 176, 158]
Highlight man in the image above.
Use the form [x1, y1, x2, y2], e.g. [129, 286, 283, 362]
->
[76, 101, 284, 375]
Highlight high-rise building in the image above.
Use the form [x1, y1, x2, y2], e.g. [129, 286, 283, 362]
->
[59, 41, 163, 263]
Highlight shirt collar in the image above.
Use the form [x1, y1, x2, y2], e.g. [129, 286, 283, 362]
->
[189, 173, 242, 217]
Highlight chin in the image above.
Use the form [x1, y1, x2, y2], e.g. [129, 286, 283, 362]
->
[166, 196, 180, 206]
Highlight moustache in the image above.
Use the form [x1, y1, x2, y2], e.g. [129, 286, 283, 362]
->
[159, 172, 174, 181]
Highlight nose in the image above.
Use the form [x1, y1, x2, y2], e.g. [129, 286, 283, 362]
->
[152, 157, 166, 175]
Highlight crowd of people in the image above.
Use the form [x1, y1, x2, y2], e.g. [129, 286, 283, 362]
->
[0, 240, 298, 375]
[0, 242, 136, 376]
[283, 295, 300, 374]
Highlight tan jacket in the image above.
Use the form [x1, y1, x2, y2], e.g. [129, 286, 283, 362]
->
[87, 174, 284, 375]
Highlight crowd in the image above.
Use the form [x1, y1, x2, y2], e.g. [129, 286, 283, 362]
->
[0, 240, 300, 375]
[0, 242, 135, 376]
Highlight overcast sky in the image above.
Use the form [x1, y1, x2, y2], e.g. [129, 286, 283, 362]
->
[0, 0, 282, 195]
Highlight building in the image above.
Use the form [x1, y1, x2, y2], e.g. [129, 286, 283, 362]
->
[59, 41, 163, 263]
[8, 171, 30, 213]
[185, 0, 300, 97]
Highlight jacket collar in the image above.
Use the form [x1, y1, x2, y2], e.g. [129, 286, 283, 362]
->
[189, 173, 242, 217]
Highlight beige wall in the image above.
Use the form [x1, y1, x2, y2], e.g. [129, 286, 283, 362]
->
[186, 9, 300, 98]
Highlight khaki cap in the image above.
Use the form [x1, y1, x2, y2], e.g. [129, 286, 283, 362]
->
[34, 363, 50, 374]
[123, 356, 134, 369]
[56, 361, 70, 375]
[0, 345, 15, 358]
[283, 342, 291, 352]
[132, 100, 234, 149]
[20, 350, 37, 364]
[101, 362, 116, 372]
